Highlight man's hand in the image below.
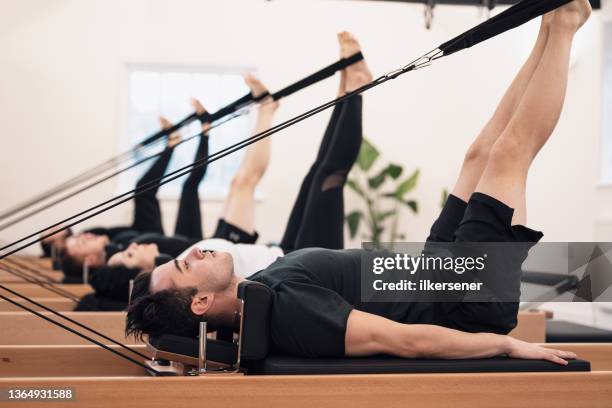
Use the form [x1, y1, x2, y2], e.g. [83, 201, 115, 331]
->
[507, 337, 576, 365]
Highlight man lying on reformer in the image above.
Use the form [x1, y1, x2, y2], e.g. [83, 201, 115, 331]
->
[127, 2, 590, 365]
[88, 32, 366, 309]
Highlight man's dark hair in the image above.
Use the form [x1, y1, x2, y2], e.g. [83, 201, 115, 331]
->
[125, 272, 201, 341]
[60, 250, 85, 280]
[90, 265, 141, 301]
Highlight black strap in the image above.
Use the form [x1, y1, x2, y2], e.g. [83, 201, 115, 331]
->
[151, 52, 365, 140]
[0, 0, 574, 376]
[0, 0, 570, 258]
[440, 0, 572, 56]
[0, 53, 364, 227]
[271, 52, 364, 100]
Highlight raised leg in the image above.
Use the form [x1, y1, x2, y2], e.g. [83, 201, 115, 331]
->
[280, 32, 371, 252]
[131, 117, 180, 234]
[451, 13, 554, 203]
[475, 0, 591, 225]
[174, 99, 210, 240]
[221, 76, 277, 234]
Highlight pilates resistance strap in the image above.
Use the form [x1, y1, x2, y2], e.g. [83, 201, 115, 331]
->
[0, 0, 573, 374]
[0, 0, 572, 259]
[0, 53, 365, 230]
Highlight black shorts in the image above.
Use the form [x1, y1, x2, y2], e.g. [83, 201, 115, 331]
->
[427, 192, 543, 244]
[212, 218, 259, 244]
[426, 192, 543, 335]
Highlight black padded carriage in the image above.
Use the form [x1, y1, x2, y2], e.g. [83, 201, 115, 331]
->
[146, 281, 591, 375]
[546, 321, 612, 343]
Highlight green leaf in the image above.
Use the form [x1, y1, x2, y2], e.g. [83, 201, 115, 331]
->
[345, 211, 363, 239]
[346, 179, 365, 198]
[375, 210, 396, 222]
[387, 164, 403, 179]
[404, 200, 418, 213]
[368, 164, 403, 189]
[441, 188, 449, 208]
[357, 138, 380, 171]
[368, 171, 387, 190]
[395, 169, 420, 198]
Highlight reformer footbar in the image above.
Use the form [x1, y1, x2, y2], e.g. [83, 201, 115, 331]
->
[0, 0, 581, 377]
[0, 53, 364, 230]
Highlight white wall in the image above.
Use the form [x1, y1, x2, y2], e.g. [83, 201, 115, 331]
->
[0, 2, 608, 237]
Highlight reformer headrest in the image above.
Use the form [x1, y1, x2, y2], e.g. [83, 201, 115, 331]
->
[237, 280, 273, 361]
[146, 280, 273, 364]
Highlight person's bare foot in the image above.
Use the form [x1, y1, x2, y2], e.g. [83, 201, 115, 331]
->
[244, 74, 269, 99]
[191, 98, 211, 133]
[159, 116, 182, 148]
[338, 31, 373, 93]
[553, 0, 591, 31]
[244, 74, 278, 114]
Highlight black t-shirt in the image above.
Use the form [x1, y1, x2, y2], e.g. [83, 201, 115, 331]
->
[247, 248, 434, 358]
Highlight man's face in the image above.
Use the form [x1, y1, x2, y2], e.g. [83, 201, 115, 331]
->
[108, 243, 160, 272]
[150, 247, 234, 294]
[65, 233, 109, 263]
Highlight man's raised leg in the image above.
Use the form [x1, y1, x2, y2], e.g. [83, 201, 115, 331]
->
[451, 12, 555, 202]
[475, 0, 591, 225]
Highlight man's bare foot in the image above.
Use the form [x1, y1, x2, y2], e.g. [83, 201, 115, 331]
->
[191, 98, 211, 133]
[338, 31, 373, 93]
[553, 0, 591, 31]
[159, 116, 182, 148]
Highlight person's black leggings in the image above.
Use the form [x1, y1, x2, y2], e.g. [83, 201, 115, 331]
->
[174, 134, 209, 240]
[131, 134, 209, 239]
[280, 95, 362, 253]
[131, 148, 174, 234]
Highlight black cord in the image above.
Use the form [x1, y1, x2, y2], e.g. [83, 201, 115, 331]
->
[0, 261, 80, 302]
[0, 55, 427, 259]
[0, 290, 158, 375]
[0, 283, 152, 362]
[0, 257, 59, 284]
[0, 54, 363, 224]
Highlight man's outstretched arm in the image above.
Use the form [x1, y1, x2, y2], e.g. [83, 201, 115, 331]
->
[345, 309, 575, 365]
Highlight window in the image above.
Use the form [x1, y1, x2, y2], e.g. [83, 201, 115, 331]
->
[120, 66, 254, 199]
[602, 22, 612, 185]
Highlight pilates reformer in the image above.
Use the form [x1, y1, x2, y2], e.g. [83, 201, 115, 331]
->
[521, 270, 612, 343]
[1, 1, 612, 406]
[144, 281, 593, 376]
[0, 281, 611, 408]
